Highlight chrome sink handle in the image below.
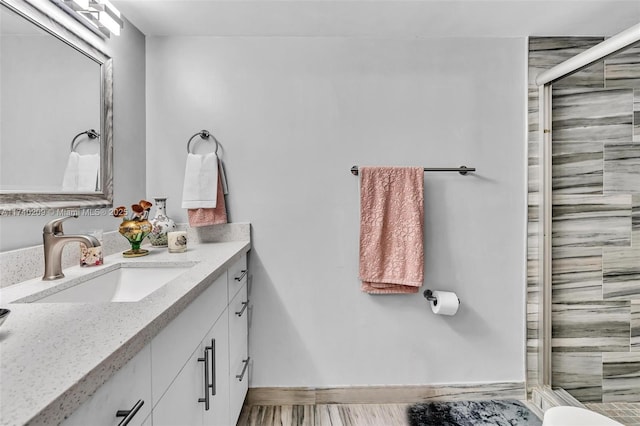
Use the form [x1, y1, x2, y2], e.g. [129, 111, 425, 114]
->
[43, 215, 78, 235]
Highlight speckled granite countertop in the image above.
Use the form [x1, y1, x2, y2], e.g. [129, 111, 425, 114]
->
[0, 233, 250, 426]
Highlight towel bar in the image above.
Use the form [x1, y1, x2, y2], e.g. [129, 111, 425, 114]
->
[70, 129, 99, 152]
[350, 166, 475, 176]
[185, 130, 229, 195]
[187, 130, 220, 155]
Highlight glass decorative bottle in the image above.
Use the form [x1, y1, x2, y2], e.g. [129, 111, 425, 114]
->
[148, 197, 176, 247]
[119, 218, 152, 257]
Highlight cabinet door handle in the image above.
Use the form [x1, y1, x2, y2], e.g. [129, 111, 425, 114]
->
[236, 357, 251, 381]
[198, 348, 211, 410]
[234, 269, 248, 282]
[210, 338, 217, 396]
[235, 300, 249, 317]
[116, 400, 144, 426]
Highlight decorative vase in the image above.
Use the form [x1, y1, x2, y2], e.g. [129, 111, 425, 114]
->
[148, 197, 176, 247]
[119, 218, 152, 257]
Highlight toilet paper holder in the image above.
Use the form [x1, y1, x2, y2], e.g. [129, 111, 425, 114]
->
[423, 289, 461, 305]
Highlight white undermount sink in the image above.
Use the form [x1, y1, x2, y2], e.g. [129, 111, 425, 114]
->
[25, 264, 194, 303]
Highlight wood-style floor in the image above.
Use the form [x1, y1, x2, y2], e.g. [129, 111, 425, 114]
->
[238, 404, 411, 426]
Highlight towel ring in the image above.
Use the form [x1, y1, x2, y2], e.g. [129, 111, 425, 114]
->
[187, 130, 220, 155]
[70, 129, 100, 152]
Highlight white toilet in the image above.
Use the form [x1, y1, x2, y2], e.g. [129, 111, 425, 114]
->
[542, 406, 624, 426]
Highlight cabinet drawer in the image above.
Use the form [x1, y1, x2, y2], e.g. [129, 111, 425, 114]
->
[228, 283, 248, 367]
[229, 358, 249, 426]
[151, 272, 228, 404]
[227, 253, 247, 301]
[228, 284, 249, 425]
[62, 345, 152, 426]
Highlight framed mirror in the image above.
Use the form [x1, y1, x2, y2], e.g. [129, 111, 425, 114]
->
[0, 0, 113, 215]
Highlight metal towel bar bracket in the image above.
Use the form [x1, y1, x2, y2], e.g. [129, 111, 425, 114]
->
[70, 129, 99, 152]
[187, 129, 220, 155]
[350, 166, 475, 176]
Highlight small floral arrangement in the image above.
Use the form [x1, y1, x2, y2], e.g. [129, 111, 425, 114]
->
[113, 199, 153, 221]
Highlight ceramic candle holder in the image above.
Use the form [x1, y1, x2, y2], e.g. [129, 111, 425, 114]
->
[168, 231, 187, 253]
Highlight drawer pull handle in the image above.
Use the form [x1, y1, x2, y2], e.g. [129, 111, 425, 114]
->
[234, 270, 248, 282]
[236, 357, 251, 381]
[235, 300, 249, 317]
[210, 339, 217, 396]
[198, 347, 211, 410]
[116, 400, 144, 426]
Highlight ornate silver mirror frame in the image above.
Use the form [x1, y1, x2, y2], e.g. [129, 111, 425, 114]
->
[0, 0, 113, 215]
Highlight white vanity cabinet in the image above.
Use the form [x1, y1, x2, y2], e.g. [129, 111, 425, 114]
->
[151, 253, 250, 426]
[228, 254, 249, 425]
[152, 314, 230, 426]
[59, 250, 250, 426]
[61, 345, 152, 426]
[150, 272, 228, 402]
[151, 272, 229, 425]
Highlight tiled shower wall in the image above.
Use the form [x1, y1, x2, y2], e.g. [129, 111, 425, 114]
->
[527, 37, 640, 403]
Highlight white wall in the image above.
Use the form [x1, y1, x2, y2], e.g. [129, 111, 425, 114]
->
[146, 36, 526, 386]
[1, 34, 101, 190]
[0, 16, 146, 251]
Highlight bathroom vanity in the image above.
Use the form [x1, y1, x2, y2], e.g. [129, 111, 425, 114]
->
[0, 229, 251, 426]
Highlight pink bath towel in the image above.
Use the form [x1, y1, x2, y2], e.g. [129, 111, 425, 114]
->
[359, 166, 424, 294]
[188, 172, 228, 227]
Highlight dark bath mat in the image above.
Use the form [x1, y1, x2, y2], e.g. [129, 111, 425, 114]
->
[407, 399, 543, 426]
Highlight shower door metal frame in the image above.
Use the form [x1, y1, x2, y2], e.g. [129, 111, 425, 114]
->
[534, 22, 640, 388]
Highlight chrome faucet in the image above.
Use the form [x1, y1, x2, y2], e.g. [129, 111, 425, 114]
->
[42, 215, 101, 280]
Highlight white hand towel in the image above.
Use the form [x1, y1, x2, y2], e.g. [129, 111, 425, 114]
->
[62, 153, 79, 191]
[62, 152, 100, 192]
[182, 152, 219, 209]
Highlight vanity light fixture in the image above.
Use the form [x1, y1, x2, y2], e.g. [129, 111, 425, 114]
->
[51, 0, 123, 37]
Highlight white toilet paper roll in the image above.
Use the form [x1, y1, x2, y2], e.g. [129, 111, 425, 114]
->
[430, 291, 460, 316]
